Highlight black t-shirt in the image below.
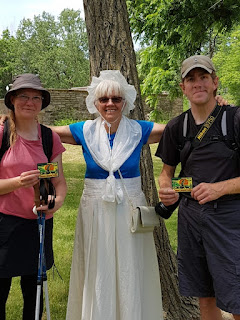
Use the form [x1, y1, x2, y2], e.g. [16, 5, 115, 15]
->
[155, 106, 240, 187]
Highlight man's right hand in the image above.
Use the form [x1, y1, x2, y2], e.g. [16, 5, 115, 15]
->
[158, 187, 179, 206]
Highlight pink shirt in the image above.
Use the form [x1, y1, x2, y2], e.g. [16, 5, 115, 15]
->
[0, 124, 65, 219]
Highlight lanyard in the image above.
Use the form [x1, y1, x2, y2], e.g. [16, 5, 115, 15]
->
[194, 104, 221, 144]
[180, 104, 221, 173]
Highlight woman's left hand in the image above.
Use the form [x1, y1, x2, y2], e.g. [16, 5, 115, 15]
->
[215, 95, 228, 106]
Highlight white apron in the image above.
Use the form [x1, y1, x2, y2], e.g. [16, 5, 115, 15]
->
[66, 177, 163, 320]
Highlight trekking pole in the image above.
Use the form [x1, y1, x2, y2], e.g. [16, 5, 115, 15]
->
[42, 252, 51, 320]
[33, 183, 51, 320]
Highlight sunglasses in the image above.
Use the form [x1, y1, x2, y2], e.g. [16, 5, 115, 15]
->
[98, 97, 123, 104]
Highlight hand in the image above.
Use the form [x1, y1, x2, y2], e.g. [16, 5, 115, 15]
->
[35, 195, 64, 215]
[18, 170, 40, 189]
[191, 182, 223, 204]
[215, 95, 228, 106]
[158, 187, 179, 206]
[0, 114, 8, 125]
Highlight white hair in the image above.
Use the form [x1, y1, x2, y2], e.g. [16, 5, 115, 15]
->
[94, 80, 125, 101]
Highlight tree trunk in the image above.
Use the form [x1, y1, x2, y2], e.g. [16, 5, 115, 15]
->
[83, 0, 200, 318]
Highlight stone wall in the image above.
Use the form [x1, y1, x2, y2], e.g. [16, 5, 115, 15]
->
[0, 88, 182, 125]
[154, 92, 183, 118]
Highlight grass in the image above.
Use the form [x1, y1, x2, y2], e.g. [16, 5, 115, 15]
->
[6, 143, 178, 319]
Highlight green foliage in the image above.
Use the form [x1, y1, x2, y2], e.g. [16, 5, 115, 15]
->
[213, 25, 240, 106]
[128, 0, 239, 52]
[0, 30, 17, 97]
[0, 9, 89, 98]
[127, 0, 240, 113]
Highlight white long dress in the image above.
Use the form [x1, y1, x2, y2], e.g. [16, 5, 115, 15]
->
[66, 117, 163, 320]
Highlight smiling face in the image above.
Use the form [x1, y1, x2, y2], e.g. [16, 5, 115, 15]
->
[94, 80, 126, 125]
[10, 88, 43, 120]
[180, 68, 219, 107]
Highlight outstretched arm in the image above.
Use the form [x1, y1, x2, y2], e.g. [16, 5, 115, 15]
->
[147, 123, 166, 144]
[49, 125, 77, 145]
[0, 116, 76, 145]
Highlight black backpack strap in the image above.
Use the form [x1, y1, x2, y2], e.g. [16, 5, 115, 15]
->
[223, 105, 239, 151]
[39, 124, 56, 209]
[0, 119, 10, 163]
[40, 124, 53, 162]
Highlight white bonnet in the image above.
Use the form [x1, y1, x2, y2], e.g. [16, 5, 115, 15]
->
[86, 70, 137, 115]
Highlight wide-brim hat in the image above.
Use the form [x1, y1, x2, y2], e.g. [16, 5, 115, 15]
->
[181, 55, 216, 79]
[4, 73, 51, 110]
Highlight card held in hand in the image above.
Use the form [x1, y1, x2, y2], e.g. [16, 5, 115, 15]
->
[172, 177, 192, 192]
[37, 162, 59, 178]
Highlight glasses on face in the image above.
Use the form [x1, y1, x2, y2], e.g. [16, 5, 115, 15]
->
[98, 96, 123, 104]
[16, 94, 44, 104]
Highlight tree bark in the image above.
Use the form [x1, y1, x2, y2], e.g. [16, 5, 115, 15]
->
[83, 0, 200, 318]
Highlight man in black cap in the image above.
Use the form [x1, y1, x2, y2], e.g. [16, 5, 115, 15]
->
[156, 55, 240, 320]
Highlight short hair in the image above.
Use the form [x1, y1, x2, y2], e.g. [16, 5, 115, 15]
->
[94, 80, 125, 101]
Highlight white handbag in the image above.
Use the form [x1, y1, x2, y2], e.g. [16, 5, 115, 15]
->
[131, 206, 160, 233]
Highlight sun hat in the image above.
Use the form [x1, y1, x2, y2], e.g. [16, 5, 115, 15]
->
[86, 70, 137, 116]
[181, 55, 216, 79]
[4, 73, 51, 110]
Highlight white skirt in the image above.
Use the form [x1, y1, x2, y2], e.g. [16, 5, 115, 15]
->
[66, 177, 163, 320]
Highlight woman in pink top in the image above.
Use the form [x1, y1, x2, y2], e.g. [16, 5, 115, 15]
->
[0, 74, 67, 320]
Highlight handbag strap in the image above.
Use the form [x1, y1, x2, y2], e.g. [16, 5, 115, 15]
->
[117, 169, 135, 211]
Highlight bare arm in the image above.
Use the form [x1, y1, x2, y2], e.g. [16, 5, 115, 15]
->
[0, 170, 40, 195]
[158, 163, 179, 206]
[147, 123, 166, 144]
[191, 177, 240, 204]
[49, 125, 77, 145]
[0, 116, 77, 145]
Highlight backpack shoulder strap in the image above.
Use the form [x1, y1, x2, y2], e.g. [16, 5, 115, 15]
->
[222, 105, 239, 150]
[40, 124, 53, 162]
[177, 109, 190, 151]
[39, 124, 55, 209]
[0, 119, 10, 163]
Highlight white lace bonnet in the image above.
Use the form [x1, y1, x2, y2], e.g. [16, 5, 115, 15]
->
[86, 70, 137, 116]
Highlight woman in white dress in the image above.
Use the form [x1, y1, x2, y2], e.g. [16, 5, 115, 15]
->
[53, 70, 165, 320]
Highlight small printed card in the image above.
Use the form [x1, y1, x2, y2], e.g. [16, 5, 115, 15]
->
[172, 177, 193, 192]
[37, 162, 59, 178]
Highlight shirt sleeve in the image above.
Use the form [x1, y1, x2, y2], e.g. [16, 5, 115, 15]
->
[155, 117, 181, 167]
[69, 121, 85, 145]
[136, 120, 154, 145]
